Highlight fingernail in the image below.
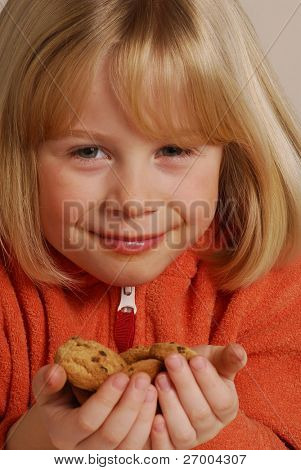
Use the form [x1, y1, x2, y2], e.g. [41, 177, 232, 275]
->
[191, 356, 207, 370]
[232, 345, 245, 362]
[112, 374, 129, 390]
[154, 417, 165, 432]
[166, 354, 183, 370]
[135, 375, 150, 390]
[157, 374, 171, 391]
[46, 364, 59, 385]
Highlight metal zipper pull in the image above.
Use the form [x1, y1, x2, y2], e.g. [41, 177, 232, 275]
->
[114, 286, 137, 353]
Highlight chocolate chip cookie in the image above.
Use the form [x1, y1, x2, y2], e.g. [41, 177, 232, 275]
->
[149, 342, 198, 361]
[55, 336, 198, 404]
[120, 345, 152, 364]
[54, 336, 127, 391]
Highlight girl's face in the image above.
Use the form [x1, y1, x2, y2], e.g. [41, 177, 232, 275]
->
[37, 64, 223, 286]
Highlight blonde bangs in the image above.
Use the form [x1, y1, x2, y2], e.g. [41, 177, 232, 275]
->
[29, 0, 246, 150]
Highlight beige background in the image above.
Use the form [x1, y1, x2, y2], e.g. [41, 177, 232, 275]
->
[0, 0, 300, 120]
[241, 0, 301, 122]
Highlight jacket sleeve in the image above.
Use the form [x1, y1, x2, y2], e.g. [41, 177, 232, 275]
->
[194, 258, 301, 450]
[0, 314, 13, 449]
[0, 297, 31, 449]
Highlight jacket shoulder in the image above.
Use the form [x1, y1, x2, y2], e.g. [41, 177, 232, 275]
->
[233, 254, 301, 342]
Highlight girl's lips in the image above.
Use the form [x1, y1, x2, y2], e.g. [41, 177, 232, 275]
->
[93, 232, 166, 254]
[98, 231, 166, 241]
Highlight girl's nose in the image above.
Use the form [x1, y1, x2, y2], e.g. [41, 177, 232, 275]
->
[104, 198, 156, 220]
[105, 178, 158, 219]
[108, 157, 157, 208]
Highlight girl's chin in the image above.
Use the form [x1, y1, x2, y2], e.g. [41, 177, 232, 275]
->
[83, 255, 170, 286]
[95, 270, 161, 287]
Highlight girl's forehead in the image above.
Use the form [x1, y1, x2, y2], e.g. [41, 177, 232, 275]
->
[88, 61, 188, 115]
[64, 95, 200, 147]
[42, 54, 222, 148]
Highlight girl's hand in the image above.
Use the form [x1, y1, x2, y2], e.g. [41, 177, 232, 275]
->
[32, 365, 157, 450]
[150, 343, 247, 449]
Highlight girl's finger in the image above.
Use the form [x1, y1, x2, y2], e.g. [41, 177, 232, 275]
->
[219, 343, 247, 382]
[116, 385, 158, 449]
[163, 354, 217, 431]
[76, 372, 151, 450]
[142, 437, 152, 450]
[189, 355, 239, 424]
[32, 364, 68, 406]
[47, 372, 131, 449]
[32, 364, 75, 415]
[154, 372, 198, 449]
[151, 414, 175, 449]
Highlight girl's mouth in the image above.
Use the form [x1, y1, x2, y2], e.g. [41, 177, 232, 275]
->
[92, 232, 166, 254]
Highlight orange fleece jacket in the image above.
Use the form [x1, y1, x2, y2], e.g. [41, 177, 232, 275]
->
[0, 242, 301, 450]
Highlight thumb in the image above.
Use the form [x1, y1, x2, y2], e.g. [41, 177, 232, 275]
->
[32, 363, 67, 406]
[213, 343, 247, 382]
[191, 343, 247, 382]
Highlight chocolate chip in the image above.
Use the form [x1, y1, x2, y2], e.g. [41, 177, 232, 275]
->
[99, 350, 107, 356]
[91, 356, 100, 362]
[177, 346, 186, 352]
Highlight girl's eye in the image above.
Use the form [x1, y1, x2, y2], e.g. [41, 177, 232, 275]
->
[70, 146, 106, 163]
[158, 146, 196, 160]
[69, 145, 197, 164]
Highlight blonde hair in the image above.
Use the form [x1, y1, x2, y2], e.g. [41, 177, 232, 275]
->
[0, 0, 300, 294]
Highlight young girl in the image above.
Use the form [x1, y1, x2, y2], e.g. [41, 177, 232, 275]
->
[1, 0, 301, 450]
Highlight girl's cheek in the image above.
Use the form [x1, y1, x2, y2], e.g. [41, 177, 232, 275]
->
[38, 161, 85, 220]
[179, 180, 219, 220]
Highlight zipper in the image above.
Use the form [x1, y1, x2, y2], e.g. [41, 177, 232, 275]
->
[114, 286, 137, 353]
